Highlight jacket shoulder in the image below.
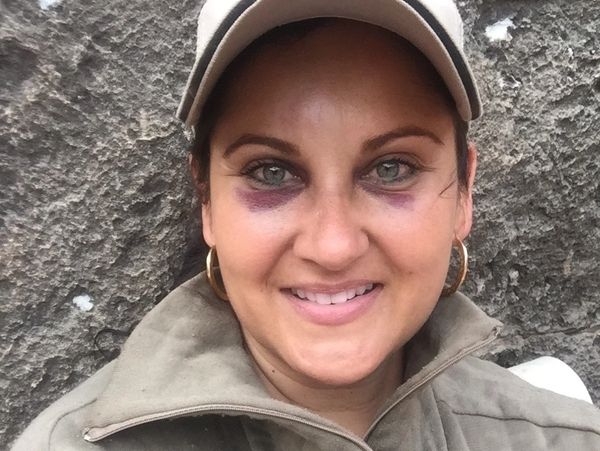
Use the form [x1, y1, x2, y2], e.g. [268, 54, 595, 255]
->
[431, 356, 600, 447]
[11, 361, 115, 451]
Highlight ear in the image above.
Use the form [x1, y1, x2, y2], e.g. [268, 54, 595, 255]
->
[455, 142, 478, 240]
[188, 153, 215, 246]
[188, 153, 201, 188]
[201, 201, 215, 247]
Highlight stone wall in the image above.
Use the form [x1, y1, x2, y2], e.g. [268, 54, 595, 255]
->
[1, 0, 598, 447]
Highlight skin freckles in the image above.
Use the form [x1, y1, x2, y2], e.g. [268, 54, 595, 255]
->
[199, 20, 477, 436]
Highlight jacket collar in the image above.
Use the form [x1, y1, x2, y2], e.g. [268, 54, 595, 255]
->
[84, 273, 502, 442]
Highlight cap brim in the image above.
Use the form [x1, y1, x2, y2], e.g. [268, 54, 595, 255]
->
[177, 0, 482, 126]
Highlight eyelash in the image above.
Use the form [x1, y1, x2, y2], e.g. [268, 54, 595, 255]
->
[240, 155, 422, 188]
[241, 158, 302, 188]
[360, 157, 419, 186]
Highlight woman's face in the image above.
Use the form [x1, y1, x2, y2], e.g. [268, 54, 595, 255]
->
[201, 21, 475, 387]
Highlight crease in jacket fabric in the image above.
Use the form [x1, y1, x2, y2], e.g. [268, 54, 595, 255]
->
[12, 273, 600, 450]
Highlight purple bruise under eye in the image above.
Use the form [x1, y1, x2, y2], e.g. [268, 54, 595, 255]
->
[235, 187, 302, 211]
[361, 185, 414, 209]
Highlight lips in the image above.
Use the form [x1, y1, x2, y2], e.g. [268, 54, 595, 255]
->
[284, 282, 381, 326]
[289, 283, 376, 305]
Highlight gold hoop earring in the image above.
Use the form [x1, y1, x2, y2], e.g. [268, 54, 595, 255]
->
[441, 239, 468, 297]
[206, 247, 229, 301]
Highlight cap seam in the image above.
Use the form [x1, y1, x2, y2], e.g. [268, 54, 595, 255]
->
[179, 0, 482, 125]
[178, 0, 257, 123]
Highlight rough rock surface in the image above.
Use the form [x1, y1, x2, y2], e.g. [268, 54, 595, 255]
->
[1, 0, 598, 447]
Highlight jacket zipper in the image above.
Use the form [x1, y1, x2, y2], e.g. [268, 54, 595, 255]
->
[84, 404, 374, 451]
[84, 326, 501, 449]
[365, 325, 501, 437]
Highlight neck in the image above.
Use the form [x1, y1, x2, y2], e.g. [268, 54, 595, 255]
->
[250, 347, 404, 438]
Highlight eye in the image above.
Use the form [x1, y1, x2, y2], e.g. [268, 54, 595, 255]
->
[243, 160, 300, 188]
[362, 158, 415, 185]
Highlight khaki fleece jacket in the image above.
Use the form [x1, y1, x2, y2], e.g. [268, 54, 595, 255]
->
[13, 273, 600, 450]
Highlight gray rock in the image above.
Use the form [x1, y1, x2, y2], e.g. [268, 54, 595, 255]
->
[461, 0, 600, 406]
[1, 0, 598, 447]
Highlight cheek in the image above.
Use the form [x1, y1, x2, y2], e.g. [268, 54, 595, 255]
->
[211, 193, 297, 280]
[365, 190, 457, 258]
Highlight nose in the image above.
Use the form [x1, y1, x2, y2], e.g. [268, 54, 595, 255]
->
[293, 192, 369, 272]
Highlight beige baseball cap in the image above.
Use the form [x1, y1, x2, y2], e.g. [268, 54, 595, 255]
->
[177, 0, 482, 127]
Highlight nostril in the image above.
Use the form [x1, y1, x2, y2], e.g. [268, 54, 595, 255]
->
[313, 238, 369, 271]
[293, 232, 368, 270]
[293, 199, 369, 269]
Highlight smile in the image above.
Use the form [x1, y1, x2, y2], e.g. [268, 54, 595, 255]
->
[290, 283, 376, 305]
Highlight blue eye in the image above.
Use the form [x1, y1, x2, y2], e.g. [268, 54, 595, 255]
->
[260, 165, 287, 185]
[244, 161, 299, 187]
[364, 159, 415, 185]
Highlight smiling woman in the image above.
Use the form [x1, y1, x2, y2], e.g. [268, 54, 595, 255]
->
[12, 0, 600, 450]
[197, 21, 472, 425]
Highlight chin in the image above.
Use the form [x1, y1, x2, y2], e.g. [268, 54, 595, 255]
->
[293, 347, 389, 387]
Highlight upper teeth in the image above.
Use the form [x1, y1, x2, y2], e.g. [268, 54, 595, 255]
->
[291, 284, 374, 305]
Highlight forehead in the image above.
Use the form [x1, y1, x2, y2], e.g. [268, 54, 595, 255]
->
[239, 20, 448, 86]
[214, 19, 454, 130]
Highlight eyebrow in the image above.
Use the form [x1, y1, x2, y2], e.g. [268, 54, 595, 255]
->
[223, 126, 443, 158]
[363, 126, 444, 151]
[223, 134, 299, 158]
